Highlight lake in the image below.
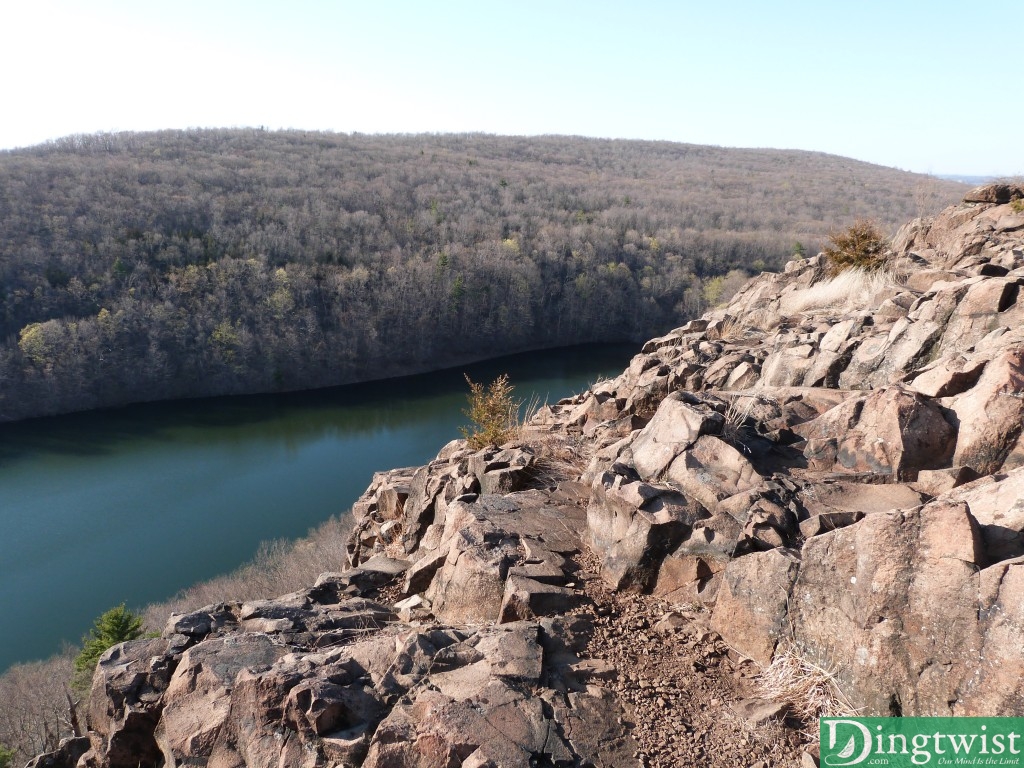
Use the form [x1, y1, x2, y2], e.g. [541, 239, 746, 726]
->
[0, 343, 637, 672]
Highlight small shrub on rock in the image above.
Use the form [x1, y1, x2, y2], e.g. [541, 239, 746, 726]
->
[460, 374, 521, 449]
[823, 219, 890, 275]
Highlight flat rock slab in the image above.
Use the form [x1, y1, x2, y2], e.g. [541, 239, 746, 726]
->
[797, 480, 926, 517]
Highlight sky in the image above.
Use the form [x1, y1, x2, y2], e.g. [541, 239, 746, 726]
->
[1, 0, 1020, 177]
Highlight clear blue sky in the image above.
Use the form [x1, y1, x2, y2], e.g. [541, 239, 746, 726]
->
[2, 0, 1020, 176]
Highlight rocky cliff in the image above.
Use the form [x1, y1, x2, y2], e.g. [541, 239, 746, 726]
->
[40, 184, 1024, 768]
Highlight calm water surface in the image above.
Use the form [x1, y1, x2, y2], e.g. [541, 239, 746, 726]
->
[0, 344, 637, 672]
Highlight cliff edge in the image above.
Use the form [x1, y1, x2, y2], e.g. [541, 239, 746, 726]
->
[42, 184, 1024, 768]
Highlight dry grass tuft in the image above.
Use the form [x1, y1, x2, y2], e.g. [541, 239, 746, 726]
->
[518, 429, 590, 486]
[719, 393, 780, 449]
[720, 397, 756, 452]
[757, 645, 857, 732]
[779, 267, 899, 317]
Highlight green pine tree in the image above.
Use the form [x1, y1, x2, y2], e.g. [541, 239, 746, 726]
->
[72, 604, 145, 692]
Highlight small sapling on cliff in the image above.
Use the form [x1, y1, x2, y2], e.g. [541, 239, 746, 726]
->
[460, 374, 521, 449]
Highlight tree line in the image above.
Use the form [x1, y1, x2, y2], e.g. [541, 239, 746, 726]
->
[0, 129, 965, 421]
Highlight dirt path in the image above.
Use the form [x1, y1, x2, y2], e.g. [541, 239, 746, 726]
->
[571, 547, 813, 768]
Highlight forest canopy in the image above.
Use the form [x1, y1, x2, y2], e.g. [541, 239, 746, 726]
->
[0, 129, 965, 421]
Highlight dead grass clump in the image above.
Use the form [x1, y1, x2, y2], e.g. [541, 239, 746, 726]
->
[778, 267, 898, 317]
[518, 430, 589, 485]
[757, 645, 857, 732]
[720, 397, 757, 453]
[719, 393, 780, 450]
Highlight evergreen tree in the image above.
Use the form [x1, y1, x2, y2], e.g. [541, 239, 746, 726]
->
[72, 604, 144, 692]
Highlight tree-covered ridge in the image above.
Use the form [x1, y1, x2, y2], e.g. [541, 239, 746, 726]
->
[0, 130, 964, 421]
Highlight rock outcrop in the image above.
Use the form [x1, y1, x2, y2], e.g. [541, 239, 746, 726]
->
[49, 185, 1024, 767]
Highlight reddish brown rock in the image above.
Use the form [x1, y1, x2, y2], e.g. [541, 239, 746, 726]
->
[653, 551, 728, 603]
[586, 472, 708, 590]
[85, 638, 174, 768]
[155, 635, 289, 765]
[949, 345, 1024, 475]
[963, 184, 1024, 205]
[907, 351, 988, 398]
[710, 548, 801, 666]
[947, 467, 1024, 561]
[628, 392, 724, 480]
[789, 501, 987, 715]
[665, 435, 761, 511]
[797, 387, 955, 479]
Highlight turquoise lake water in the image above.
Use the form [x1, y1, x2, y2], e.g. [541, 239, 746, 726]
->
[0, 343, 637, 672]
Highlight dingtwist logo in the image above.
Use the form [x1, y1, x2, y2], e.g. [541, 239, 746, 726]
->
[819, 717, 1024, 767]
[823, 719, 873, 766]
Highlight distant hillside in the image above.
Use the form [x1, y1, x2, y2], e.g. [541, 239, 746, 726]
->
[0, 130, 965, 421]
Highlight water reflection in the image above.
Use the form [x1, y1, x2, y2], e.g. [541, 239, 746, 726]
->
[0, 343, 637, 671]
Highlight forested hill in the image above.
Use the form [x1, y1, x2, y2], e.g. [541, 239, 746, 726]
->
[0, 130, 965, 422]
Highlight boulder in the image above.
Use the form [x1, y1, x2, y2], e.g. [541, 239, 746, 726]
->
[949, 345, 1024, 475]
[799, 510, 864, 538]
[760, 343, 818, 387]
[363, 685, 561, 768]
[653, 550, 729, 603]
[710, 548, 801, 666]
[963, 184, 1024, 205]
[162, 602, 239, 648]
[205, 651, 381, 768]
[907, 351, 988, 398]
[947, 467, 1024, 562]
[796, 480, 926, 518]
[910, 466, 981, 496]
[789, 501, 988, 715]
[311, 556, 410, 601]
[586, 472, 708, 590]
[85, 638, 174, 768]
[469, 446, 536, 495]
[155, 634, 289, 766]
[425, 523, 521, 624]
[499, 575, 580, 623]
[628, 392, 724, 480]
[665, 435, 761, 511]
[956, 555, 1024, 713]
[797, 387, 955, 479]
[417, 493, 585, 623]
[25, 737, 90, 768]
[802, 317, 864, 387]
[937, 278, 1022, 355]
